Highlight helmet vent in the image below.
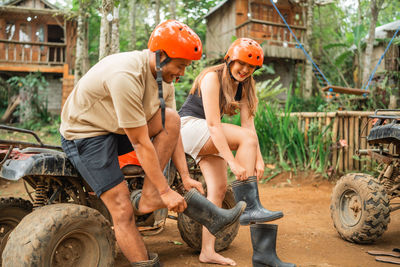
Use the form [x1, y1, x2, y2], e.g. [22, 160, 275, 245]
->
[179, 27, 183, 31]
[257, 56, 260, 60]
[194, 47, 198, 52]
[248, 53, 252, 58]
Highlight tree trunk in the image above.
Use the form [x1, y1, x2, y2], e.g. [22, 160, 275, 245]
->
[170, 0, 176, 19]
[354, 0, 363, 88]
[129, 0, 137, 50]
[99, 0, 114, 60]
[362, 0, 385, 87]
[155, 0, 160, 26]
[74, 0, 90, 85]
[111, 4, 120, 54]
[0, 95, 20, 123]
[304, 0, 314, 99]
[19, 86, 35, 123]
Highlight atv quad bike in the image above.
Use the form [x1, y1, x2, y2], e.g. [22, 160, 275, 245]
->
[330, 109, 400, 244]
[0, 125, 239, 266]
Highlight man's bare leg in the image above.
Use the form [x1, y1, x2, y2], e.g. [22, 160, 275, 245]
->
[137, 108, 181, 213]
[100, 182, 148, 262]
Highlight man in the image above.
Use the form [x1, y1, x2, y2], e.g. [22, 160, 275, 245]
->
[60, 20, 245, 266]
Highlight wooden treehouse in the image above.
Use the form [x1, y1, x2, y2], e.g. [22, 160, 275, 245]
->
[205, 0, 307, 96]
[0, 0, 76, 114]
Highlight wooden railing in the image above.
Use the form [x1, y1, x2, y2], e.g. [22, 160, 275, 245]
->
[292, 111, 400, 174]
[236, 19, 306, 48]
[0, 39, 66, 65]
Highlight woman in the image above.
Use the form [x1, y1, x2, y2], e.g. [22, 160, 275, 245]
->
[179, 38, 283, 266]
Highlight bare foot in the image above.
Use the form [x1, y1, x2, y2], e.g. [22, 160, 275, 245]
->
[199, 252, 236, 266]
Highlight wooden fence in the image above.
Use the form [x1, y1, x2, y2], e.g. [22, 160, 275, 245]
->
[291, 111, 399, 174]
[0, 39, 66, 65]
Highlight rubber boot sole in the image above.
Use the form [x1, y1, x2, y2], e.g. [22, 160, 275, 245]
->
[240, 211, 284, 226]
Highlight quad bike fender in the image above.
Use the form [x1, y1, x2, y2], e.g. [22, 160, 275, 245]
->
[0, 153, 79, 181]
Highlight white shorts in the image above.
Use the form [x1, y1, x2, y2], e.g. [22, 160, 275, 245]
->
[180, 116, 221, 163]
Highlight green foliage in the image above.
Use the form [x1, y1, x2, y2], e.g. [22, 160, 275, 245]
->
[6, 72, 57, 130]
[254, 101, 333, 176]
[287, 93, 331, 112]
[256, 76, 286, 103]
[0, 118, 61, 146]
[223, 96, 333, 176]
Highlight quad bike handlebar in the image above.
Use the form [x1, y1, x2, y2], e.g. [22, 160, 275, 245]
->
[0, 124, 62, 150]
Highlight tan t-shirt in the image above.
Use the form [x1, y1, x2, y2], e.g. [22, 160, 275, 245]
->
[60, 50, 176, 140]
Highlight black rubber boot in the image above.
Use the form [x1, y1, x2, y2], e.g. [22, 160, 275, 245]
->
[131, 189, 145, 215]
[131, 253, 161, 267]
[232, 176, 283, 225]
[183, 188, 246, 238]
[250, 224, 296, 267]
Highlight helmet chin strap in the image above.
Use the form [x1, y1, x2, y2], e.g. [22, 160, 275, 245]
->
[226, 61, 238, 82]
[155, 50, 168, 128]
[226, 60, 252, 89]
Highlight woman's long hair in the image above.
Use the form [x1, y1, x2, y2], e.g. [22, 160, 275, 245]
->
[189, 63, 258, 117]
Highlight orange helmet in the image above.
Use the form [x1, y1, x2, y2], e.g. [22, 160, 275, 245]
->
[148, 20, 202, 61]
[224, 38, 264, 66]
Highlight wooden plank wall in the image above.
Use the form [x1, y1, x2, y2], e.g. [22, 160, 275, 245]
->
[291, 111, 398, 174]
[61, 64, 74, 108]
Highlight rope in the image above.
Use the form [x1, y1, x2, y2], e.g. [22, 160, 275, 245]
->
[362, 24, 400, 91]
[269, 0, 331, 86]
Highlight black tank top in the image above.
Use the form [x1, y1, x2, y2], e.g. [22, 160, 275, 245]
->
[178, 83, 242, 119]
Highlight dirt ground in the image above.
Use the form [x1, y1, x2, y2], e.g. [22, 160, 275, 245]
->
[1, 172, 399, 267]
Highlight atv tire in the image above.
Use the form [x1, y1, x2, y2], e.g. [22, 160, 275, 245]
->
[330, 173, 390, 244]
[177, 185, 240, 252]
[2, 203, 115, 267]
[0, 197, 32, 266]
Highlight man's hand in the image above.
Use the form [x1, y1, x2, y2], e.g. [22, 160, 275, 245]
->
[159, 189, 187, 213]
[182, 177, 205, 195]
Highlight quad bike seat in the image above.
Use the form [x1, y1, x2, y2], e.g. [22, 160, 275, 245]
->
[367, 115, 400, 145]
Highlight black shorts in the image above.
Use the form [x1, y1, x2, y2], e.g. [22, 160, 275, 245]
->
[61, 134, 133, 196]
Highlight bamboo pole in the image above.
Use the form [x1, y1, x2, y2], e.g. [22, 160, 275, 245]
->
[332, 117, 339, 172]
[349, 116, 354, 170]
[305, 117, 309, 145]
[290, 111, 400, 118]
[344, 116, 349, 171]
[360, 117, 368, 170]
[298, 115, 302, 130]
[367, 118, 373, 169]
[354, 115, 360, 170]
[339, 117, 344, 173]
[318, 117, 322, 131]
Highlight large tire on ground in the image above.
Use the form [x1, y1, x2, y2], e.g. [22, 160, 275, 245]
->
[2, 203, 115, 267]
[0, 197, 32, 266]
[177, 185, 240, 252]
[330, 173, 390, 244]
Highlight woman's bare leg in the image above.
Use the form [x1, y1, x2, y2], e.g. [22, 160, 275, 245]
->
[198, 155, 236, 266]
[199, 123, 258, 177]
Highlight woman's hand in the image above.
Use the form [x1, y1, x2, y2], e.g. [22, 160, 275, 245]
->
[255, 157, 265, 180]
[228, 160, 247, 181]
[182, 176, 205, 195]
